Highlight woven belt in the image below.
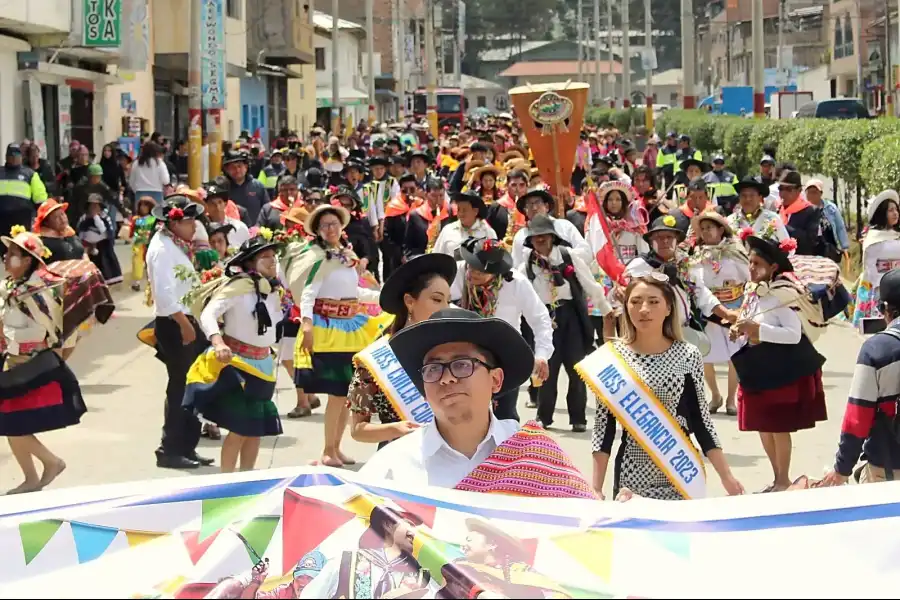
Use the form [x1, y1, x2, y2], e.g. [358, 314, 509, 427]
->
[222, 335, 270, 360]
[313, 298, 364, 319]
[711, 284, 744, 303]
[876, 259, 900, 274]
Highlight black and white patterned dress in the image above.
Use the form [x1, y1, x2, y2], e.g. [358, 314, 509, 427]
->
[591, 340, 722, 500]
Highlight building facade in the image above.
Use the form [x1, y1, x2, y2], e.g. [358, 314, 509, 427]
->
[313, 11, 369, 128]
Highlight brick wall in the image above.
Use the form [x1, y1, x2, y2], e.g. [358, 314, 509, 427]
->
[335, 0, 395, 75]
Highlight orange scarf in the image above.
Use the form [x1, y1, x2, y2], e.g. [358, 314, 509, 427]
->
[779, 198, 812, 224]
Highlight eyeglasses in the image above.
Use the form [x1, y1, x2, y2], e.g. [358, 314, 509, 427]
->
[319, 221, 342, 230]
[421, 357, 495, 383]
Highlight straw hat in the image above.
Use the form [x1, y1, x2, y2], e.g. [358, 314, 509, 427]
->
[304, 204, 350, 234]
[469, 164, 503, 185]
[2, 226, 50, 266]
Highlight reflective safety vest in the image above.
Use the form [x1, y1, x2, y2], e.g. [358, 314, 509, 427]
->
[703, 170, 738, 203]
[257, 164, 286, 199]
[0, 166, 48, 217]
[674, 148, 702, 172]
[656, 145, 678, 173]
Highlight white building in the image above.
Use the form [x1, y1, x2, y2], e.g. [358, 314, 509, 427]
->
[313, 11, 369, 129]
[461, 74, 508, 114]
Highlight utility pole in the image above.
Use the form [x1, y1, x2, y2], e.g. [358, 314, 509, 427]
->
[366, 0, 375, 124]
[645, 0, 653, 130]
[456, 1, 465, 89]
[425, 0, 438, 137]
[887, 1, 894, 117]
[188, 0, 202, 188]
[331, 0, 340, 134]
[607, 0, 614, 107]
[855, 0, 865, 103]
[752, 0, 765, 117]
[623, 0, 631, 107]
[397, 0, 405, 120]
[681, 0, 695, 109]
[776, 0, 785, 91]
[594, 0, 602, 104]
[577, 0, 583, 82]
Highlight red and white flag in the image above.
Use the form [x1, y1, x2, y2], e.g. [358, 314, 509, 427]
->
[584, 190, 627, 285]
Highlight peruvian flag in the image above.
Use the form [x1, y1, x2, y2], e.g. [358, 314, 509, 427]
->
[584, 189, 627, 285]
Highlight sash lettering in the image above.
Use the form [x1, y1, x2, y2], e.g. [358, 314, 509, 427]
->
[575, 344, 707, 499]
[354, 336, 434, 424]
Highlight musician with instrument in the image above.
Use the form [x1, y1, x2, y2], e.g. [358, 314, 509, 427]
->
[511, 188, 591, 269]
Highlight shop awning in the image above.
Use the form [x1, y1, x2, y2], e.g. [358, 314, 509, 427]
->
[316, 86, 368, 108]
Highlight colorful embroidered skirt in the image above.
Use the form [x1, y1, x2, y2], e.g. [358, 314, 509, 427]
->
[0, 350, 86, 436]
[852, 278, 880, 327]
[293, 306, 393, 396]
[183, 347, 282, 438]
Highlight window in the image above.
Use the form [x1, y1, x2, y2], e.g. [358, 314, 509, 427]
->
[476, 95, 486, 108]
[315, 48, 326, 71]
[843, 15, 854, 57]
[834, 19, 844, 59]
[226, 0, 241, 19]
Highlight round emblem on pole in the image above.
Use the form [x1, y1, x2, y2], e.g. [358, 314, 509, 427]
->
[528, 91, 574, 126]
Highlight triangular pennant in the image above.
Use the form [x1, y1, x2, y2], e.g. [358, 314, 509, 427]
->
[70, 521, 119, 564]
[648, 531, 690, 559]
[200, 495, 264, 541]
[552, 530, 614, 582]
[237, 516, 279, 563]
[181, 530, 222, 565]
[391, 498, 438, 529]
[125, 530, 166, 548]
[282, 489, 355, 575]
[19, 519, 64, 565]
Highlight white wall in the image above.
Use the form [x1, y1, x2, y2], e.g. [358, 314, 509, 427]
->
[797, 65, 831, 102]
[314, 31, 363, 91]
[7, 0, 70, 33]
[0, 52, 22, 150]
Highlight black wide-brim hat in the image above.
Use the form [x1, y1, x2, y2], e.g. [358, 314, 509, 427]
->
[379, 253, 458, 314]
[408, 150, 431, 163]
[459, 237, 513, 276]
[223, 151, 249, 166]
[680, 158, 710, 173]
[151, 194, 206, 221]
[367, 156, 390, 168]
[388, 307, 535, 395]
[226, 235, 281, 268]
[523, 214, 562, 248]
[206, 221, 235, 238]
[516, 188, 554, 215]
[734, 178, 770, 198]
[451, 191, 487, 218]
[745, 235, 794, 273]
[643, 214, 686, 243]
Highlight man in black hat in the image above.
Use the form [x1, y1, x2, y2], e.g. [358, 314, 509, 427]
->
[387, 154, 407, 180]
[512, 188, 591, 268]
[520, 214, 611, 432]
[204, 176, 250, 248]
[408, 150, 432, 189]
[703, 154, 739, 214]
[256, 147, 285, 200]
[433, 191, 496, 259]
[145, 195, 214, 469]
[675, 134, 702, 171]
[0, 143, 48, 249]
[668, 177, 724, 243]
[777, 169, 824, 256]
[727, 177, 789, 242]
[222, 150, 268, 224]
[448, 142, 489, 194]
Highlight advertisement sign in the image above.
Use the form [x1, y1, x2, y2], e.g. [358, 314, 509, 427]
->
[201, 0, 226, 110]
[23, 77, 47, 159]
[58, 85, 72, 154]
[83, 0, 122, 47]
[118, 0, 150, 72]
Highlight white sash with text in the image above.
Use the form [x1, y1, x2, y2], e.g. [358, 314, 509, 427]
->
[354, 336, 434, 425]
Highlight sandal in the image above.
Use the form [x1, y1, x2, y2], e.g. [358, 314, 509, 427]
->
[756, 483, 776, 494]
[708, 395, 723, 414]
[725, 402, 737, 416]
[287, 406, 312, 419]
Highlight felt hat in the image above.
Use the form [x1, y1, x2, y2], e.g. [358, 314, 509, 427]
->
[469, 163, 501, 185]
[206, 221, 235, 238]
[151, 194, 205, 221]
[379, 253, 458, 315]
[745, 235, 794, 273]
[222, 150, 249, 166]
[696, 210, 733, 237]
[734, 177, 770, 198]
[226, 234, 280, 267]
[644, 214, 685, 243]
[459, 236, 513, 276]
[451, 190, 487, 218]
[680, 158, 710, 173]
[32, 198, 69, 232]
[867, 189, 900, 222]
[523, 214, 563, 248]
[516, 188, 554, 215]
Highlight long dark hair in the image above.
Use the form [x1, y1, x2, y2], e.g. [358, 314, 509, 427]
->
[388, 271, 452, 335]
[870, 199, 900, 232]
[138, 141, 161, 166]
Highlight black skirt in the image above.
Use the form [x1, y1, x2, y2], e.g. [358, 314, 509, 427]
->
[0, 351, 86, 436]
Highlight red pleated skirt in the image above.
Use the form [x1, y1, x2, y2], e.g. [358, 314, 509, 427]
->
[737, 369, 827, 433]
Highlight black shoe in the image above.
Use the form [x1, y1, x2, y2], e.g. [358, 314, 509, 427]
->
[186, 451, 215, 466]
[156, 453, 200, 469]
[572, 424, 587, 433]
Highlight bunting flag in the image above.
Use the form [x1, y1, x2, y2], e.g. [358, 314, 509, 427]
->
[236, 516, 279, 563]
[181, 530, 222, 566]
[281, 489, 355, 576]
[200, 495, 264, 541]
[551, 530, 615, 582]
[125, 530, 167, 548]
[70, 521, 119, 564]
[19, 519, 64, 566]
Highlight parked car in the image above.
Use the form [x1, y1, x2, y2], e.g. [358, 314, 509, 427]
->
[795, 98, 871, 119]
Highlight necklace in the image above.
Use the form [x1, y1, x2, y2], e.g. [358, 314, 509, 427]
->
[465, 272, 502, 317]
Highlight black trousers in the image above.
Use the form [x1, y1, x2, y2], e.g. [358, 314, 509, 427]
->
[519, 318, 539, 407]
[537, 302, 589, 427]
[492, 388, 520, 422]
[380, 238, 403, 282]
[155, 316, 207, 456]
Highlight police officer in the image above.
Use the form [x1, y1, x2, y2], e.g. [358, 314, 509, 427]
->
[655, 131, 679, 190]
[675, 134, 702, 172]
[672, 158, 710, 205]
[256, 148, 286, 200]
[703, 154, 739, 214]
[0, 143, 48, 244]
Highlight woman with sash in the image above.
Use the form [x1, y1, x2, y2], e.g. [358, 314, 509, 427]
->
[729, 235, 827, 493]
[853, 190, 900, 328]
[691, 211, 750, 416]
[0, 228, 86, 493]
[349, 253, 457, 447]
[583, 274, 744, 500]
[183, 235, 284, 472]
[286, 204, 391, 468]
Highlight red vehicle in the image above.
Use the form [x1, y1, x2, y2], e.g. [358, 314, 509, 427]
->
[413, 87, 466, 127]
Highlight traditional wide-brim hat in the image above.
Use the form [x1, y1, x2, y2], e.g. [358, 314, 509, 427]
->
[151, 194, 205, 222]
[464, 517, 529, 563]
[408, 150, 431, 163]
[388, 307, 534, 395]
[696, 210, 733, 237]
[226, 235, 281, 267]
[734, 177, 770, 198]
[499, 148, 525, 163]
[380, 253, 457, 315]
[597, 180, 636, 206]
[516, 188, 554, 214]
[326, 185, 363, 211]
[867, 189, 900, 222]
[367, 156, 390, 168]
[222, 150, 249, 166]
[304, 203, 351, 234]
[745, 235, 794, 273]
[459, 237, 513, 276]
[206, 221, 235, 238]
[283, 205, 310, 227]
[680, 158, 711, 173]
[33, 198, 68, 232]
[523, 214, 563, 248]
[644, 214, 685, 243]
[451, 191, 487, 217]
[2, 227, 49, 266]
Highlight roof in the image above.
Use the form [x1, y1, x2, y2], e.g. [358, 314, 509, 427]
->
[312, 11, 363, 31]
[460, 73, 504, 90]
[634, 68, 683, 87]
[480, 41, 553, 62]
[499, 60, 623, 78]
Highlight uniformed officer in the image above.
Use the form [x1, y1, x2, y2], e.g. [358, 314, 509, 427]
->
[256, 148, 286, 200]
[703, 154, 739, 214]
[655, 131, 679, 189]
[672, 158, 710, 205]
[0, 143, 48, 246]
[674, 134, 702, 172]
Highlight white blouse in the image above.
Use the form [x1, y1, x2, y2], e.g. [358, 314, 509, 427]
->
[740, 289, 802, 346]
[146, 232, 197, 317]
[516, 246, 612, 314]
[199, 290, 283, 347]
[299, 264, 379, 319]
[432, 218, 496, 259]
[863, 236, 900, 290]
[727, 209, 789, 242]
[512, 217, 592, 268]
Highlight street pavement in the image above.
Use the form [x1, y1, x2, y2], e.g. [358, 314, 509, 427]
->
[0, 242, 865, 498]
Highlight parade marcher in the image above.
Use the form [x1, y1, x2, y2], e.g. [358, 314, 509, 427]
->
[128, 196, 158, 291]
[585, 274, 744, 500]
[222, 151, 268, 225]
[361, 308, 597, 501]
[33, 198, 85, 262]
[756, 155, 781, 211]
[469, 164, 502, 205]
[853, 190, 900, 330]
[485, 167, 527, 241]
[672, 159, 710, 206]
[146, 195, 214, 469]
[804, 178, 847, 263]
[330, 185, 379, 281]
[0, 144, 48, 246]
[729, 234, 827, 492]
[382, 173, 417, 278]
[408, 150, 432, 189]
[690, 211, 750, 415]
[727, 178, 789, 242]
[403, 177, 454, 258]
[0, 229, 84, 493]
[185, 235, 285, 473]
[432, 191, 496, 259]
[521, 215, 611, 432]
[366, 155, 400, 278]
[822, 268, 900, 487]
[703, 154, 739, 214]
[76, 194, 124, 285]
[205, 179, 251, 248]
[777, 170, 822, 256]
[255, 175, 300, 230]
[288, 204, 390, 468]
[256, 148, 286, 200]
[669, 177, 724, 246]
[451, 237, 553, 421]
[511, 188, 591, 268]
[349, 253, 457, 448]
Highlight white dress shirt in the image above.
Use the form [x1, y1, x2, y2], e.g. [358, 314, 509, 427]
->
[741, 290, 803, 345]
[517, 246, 612, 315]
[512, 216, 592, 268]
[146, 232, 197, 316]
[432, 218, 496, 259]
[450, 267, 554, 361]
[727, 209, 789, 242]
[358, 413, 520, 488]
[299, 264, 380, 319]
[199, 289, 282, 347]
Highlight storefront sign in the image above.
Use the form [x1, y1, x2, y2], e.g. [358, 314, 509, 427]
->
[118, 0, 150, 72]
[317, 97, 368, 108]
[201, 0, 226, 110]
[58, 85, 72, 154]
[83, 0, 122, 47]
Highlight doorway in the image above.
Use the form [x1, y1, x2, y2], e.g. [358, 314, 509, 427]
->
[70, 89, 94, 152]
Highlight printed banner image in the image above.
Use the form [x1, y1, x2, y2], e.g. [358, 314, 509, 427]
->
[0, 466, 898, 598]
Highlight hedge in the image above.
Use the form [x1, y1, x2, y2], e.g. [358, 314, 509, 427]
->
[861, 133, 900, 193]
